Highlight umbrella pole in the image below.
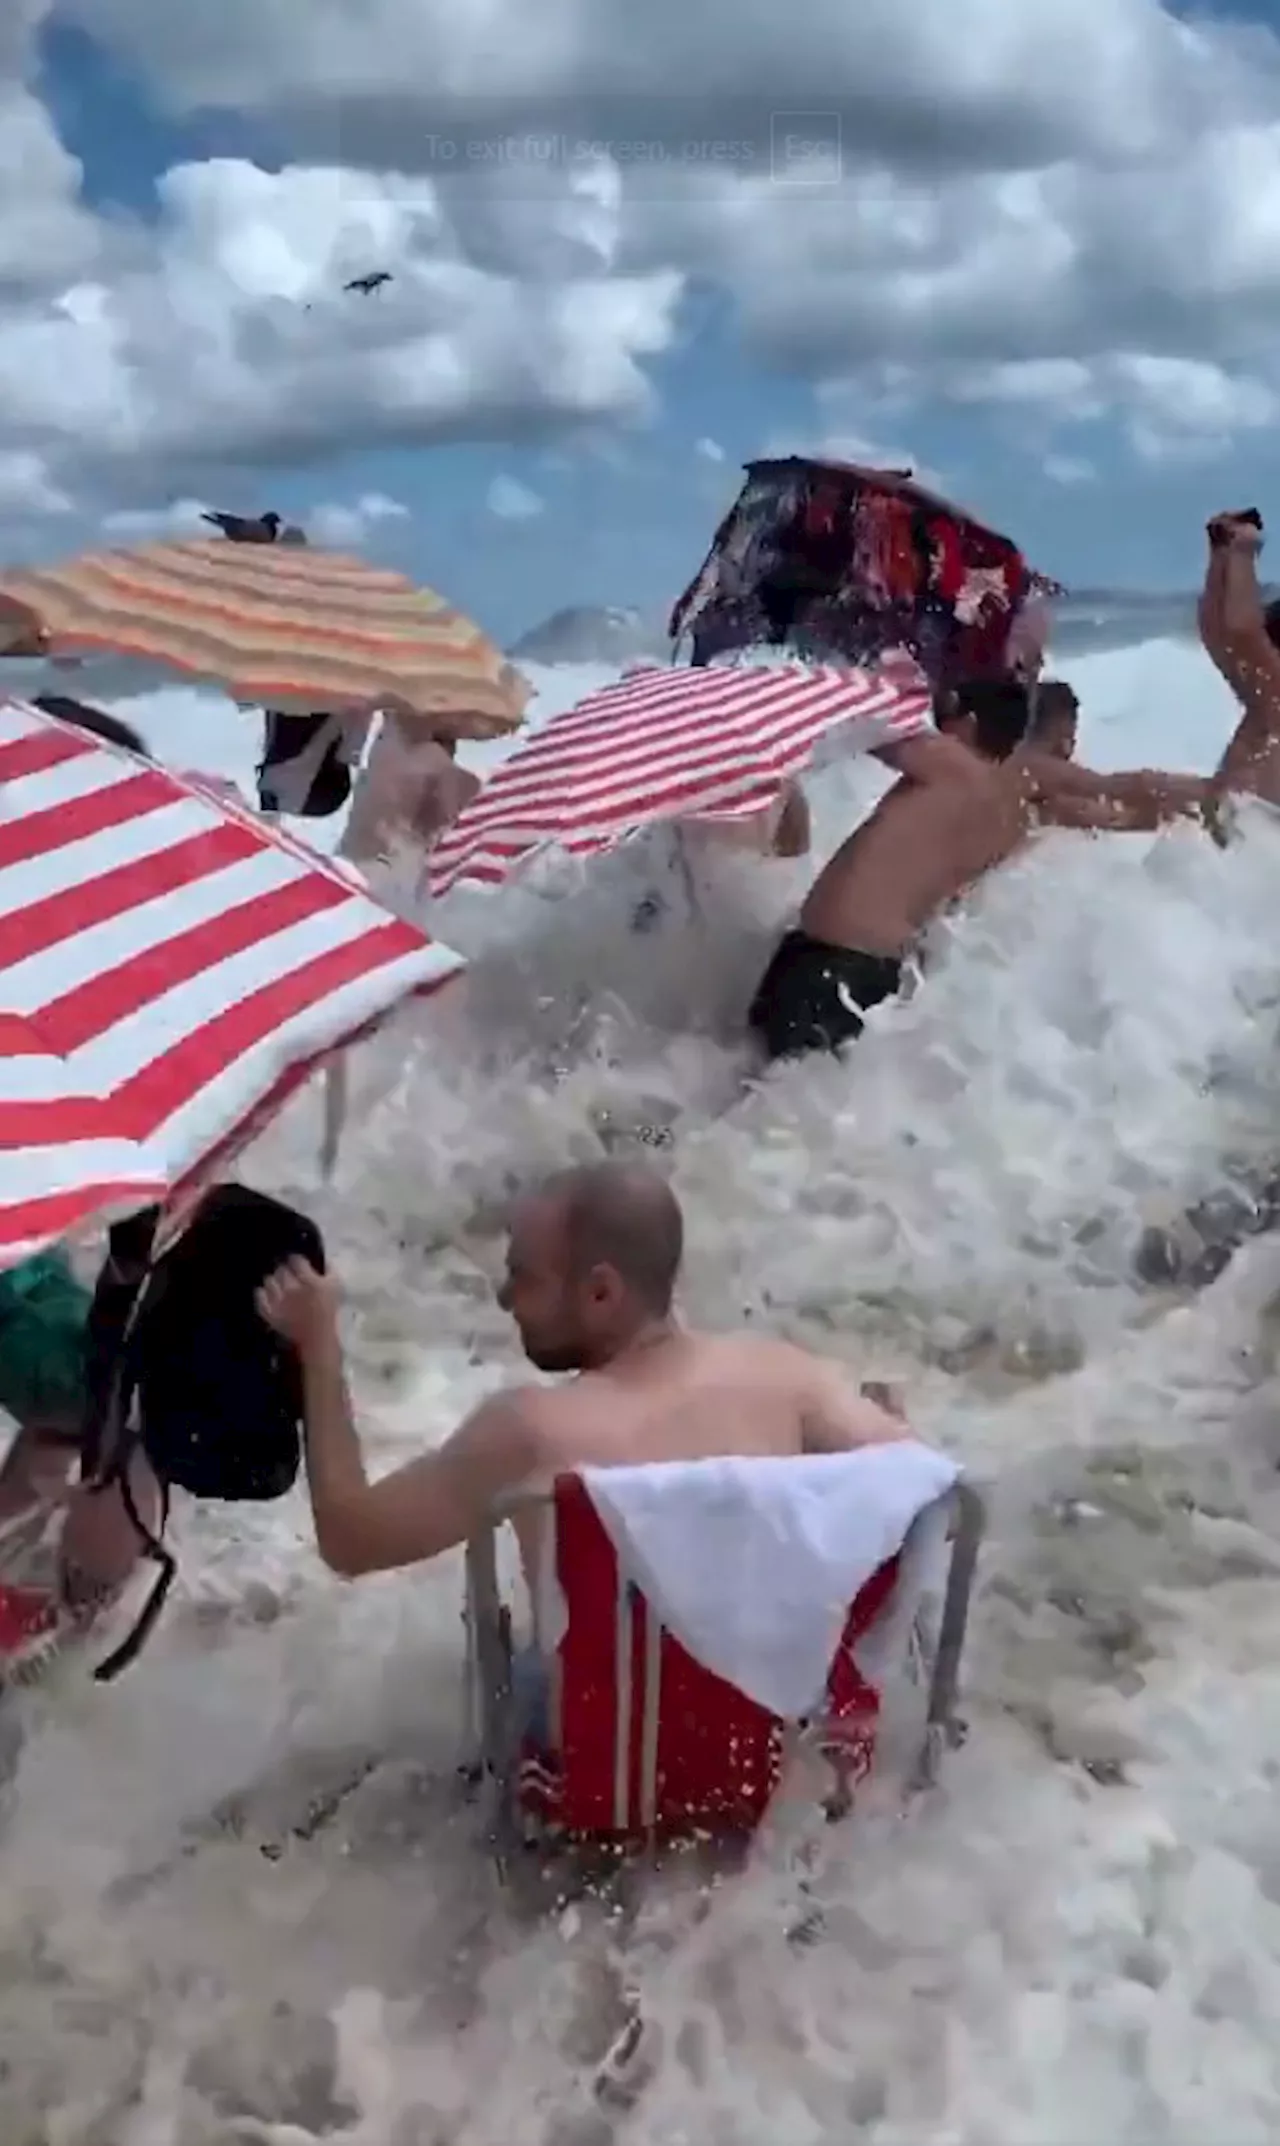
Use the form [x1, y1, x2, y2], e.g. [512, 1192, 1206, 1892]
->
[320, 1058, 349, 1178]
[672, 829, 705, 925]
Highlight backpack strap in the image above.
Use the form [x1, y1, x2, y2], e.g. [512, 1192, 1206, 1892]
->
[89, 1467, 174, 1683]
[77, 1229, 177, 1683]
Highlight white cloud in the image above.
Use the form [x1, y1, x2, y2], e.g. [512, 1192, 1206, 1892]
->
[0, 449, 72, 515]
[766, 389, 940, 489]
[0, 20, 99, 298]
[306, 490, 408, 546]
[0, 18, 684, 519]
[94, 489, 410, 552]
[101, 497, 213, 537]
[486, 474, 544, 520]
[12, 0, 1280, 518]
[695, 436, 725, 462]
[1044, 454, 1096, 486]
[946, 352, 1279, 462]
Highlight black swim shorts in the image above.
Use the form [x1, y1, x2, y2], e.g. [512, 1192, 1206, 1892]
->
[747, 928, 902, 1061]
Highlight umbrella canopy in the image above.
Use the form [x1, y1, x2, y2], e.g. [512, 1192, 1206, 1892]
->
[669, 457, 1059, 687]
[429, 652, 931, 897]
[0, 696, 464, 1268]
[0, 540, 530, 742]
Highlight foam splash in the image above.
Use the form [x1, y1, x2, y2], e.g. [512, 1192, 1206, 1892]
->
[3, 639, 1280, 2142]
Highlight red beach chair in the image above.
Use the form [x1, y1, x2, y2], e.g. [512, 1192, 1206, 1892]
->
[463, 1469, 984, 1856]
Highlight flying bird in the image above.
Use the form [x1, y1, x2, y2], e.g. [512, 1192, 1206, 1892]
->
[343, 271, 393, 295]
[201, 510, 283, 543]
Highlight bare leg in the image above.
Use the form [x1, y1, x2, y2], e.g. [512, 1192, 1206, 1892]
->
[0, 1428, 76, 1527]
[58, 1453, 162, 1619]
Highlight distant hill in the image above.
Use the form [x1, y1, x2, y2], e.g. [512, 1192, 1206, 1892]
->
[509, 587, 1280, 671]
[508, 605, 668, 667]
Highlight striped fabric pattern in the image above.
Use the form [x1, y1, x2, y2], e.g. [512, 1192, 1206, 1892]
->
[0, 697, 463, 1269]
[429, 652, 932, 896]
[0, 541, 530, 740]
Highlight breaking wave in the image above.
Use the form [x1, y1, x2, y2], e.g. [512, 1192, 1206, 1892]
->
[3, 637, 1280, 2144]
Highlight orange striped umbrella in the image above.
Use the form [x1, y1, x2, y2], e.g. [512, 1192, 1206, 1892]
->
[0, 539, 530, 740]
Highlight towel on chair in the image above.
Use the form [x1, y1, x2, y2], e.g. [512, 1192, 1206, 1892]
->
[580, 1442, 959, 1719]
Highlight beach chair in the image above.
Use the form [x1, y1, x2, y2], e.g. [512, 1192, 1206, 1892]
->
[463, 1460, 984, 1858]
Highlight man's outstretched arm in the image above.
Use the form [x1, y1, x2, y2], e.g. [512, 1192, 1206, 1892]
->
[257, 1258, 542, 1576]
[1027, 753, 1214, 833]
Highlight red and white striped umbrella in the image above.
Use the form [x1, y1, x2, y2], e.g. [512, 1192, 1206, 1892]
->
[428, 654, 932, 897]
[0, 696, 464, 1269]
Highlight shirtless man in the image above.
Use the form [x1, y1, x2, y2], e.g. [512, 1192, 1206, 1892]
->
[747, 678, 1217, 1061]
[257, 1160, 907, 1625]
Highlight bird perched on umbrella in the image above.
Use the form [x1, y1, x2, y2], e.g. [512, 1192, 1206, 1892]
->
[201, 510, 282, 543]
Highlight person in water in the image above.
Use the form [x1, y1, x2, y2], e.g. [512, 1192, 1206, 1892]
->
[747, 677, 1218, 1062]
[1023, 679, 1079, 762]
[1198, 507, 1280, 807]
[257, 1161, 908, 1742]
[340, 718, 480, 867]
[630, 779, 811, 933]
[0, 1249, 161, 1623]
[682, 780, 811, 861]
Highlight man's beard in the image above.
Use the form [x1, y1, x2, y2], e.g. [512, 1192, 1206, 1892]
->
[521, 1334, 586, 1374]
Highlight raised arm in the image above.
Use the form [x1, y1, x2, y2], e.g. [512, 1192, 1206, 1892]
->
[1198, 514, 1280, 804]
[1198, 538, 1232, 686]
[257, 1258, 542, 1576]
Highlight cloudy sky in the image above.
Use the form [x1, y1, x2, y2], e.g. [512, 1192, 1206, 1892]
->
[5, 0, 1280, 642]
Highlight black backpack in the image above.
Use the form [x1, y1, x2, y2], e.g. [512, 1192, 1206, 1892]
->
[82, 1184, 325, 1680]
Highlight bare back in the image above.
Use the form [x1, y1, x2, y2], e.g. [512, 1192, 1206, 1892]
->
[800, 767, 1030, 956]
[510, 1330, 905, 1587]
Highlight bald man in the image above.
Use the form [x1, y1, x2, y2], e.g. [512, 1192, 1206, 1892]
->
[258, 1163, 908, 1738]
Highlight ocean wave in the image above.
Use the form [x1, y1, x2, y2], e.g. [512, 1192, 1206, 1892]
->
[3, 632, 1280, 2143]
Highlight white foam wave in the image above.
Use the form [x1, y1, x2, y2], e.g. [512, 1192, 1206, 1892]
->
[3, 635, 1280, 2142]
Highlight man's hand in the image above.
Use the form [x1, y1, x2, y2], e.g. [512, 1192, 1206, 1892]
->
[1208, 511, 1264, 553]
[256, 1258, 339, 1357]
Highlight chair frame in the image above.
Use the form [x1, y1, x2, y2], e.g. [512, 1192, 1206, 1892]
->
[462, 1475, 985, 1863]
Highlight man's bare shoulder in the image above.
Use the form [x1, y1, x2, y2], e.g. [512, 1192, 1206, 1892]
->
[689, 1328, 836, 1388]
[458, 1381, 563, 1468]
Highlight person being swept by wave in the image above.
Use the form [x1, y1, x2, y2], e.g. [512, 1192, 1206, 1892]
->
[684, 780, 811, 862]
[1197, 507, 1280, 808]
[630, 781, 810, 933]
[0, 1248, 162, 1629]
[339, 715, 480, 870]
[747, 678, 1219, 1062]
[256, 1161, 910, 1746]
[1023, 678, 1079, 762]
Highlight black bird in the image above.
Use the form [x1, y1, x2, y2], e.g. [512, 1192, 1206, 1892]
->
[343, 271, 392, 295]
[200, 511, 283, 543]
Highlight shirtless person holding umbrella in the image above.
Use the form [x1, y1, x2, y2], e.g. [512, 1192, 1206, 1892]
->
[747, 674, 1223, 1065]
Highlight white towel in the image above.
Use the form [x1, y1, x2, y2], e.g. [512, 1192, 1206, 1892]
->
[580, 1443, 960, 1719]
